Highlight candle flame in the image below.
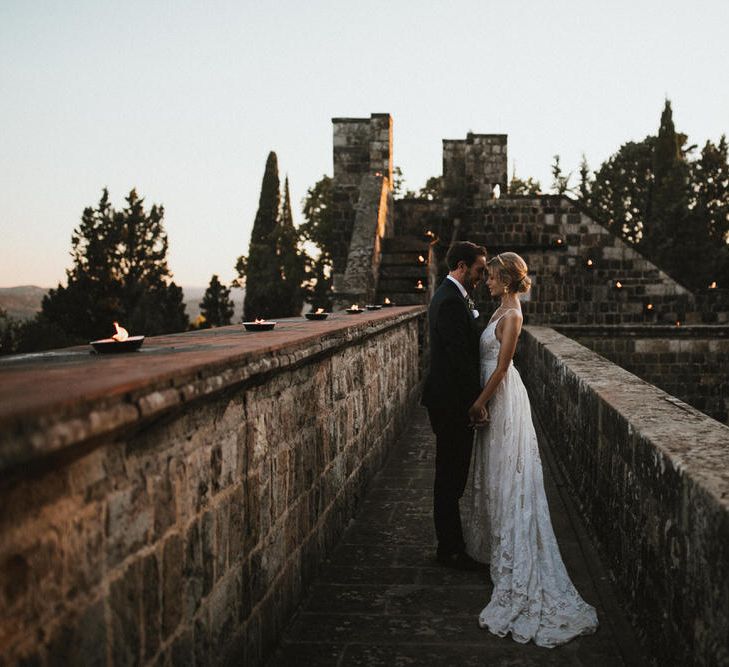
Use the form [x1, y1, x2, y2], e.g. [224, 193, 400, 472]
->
[254, 318, 266, 324]
[586, 259, 593, 267]
[350, 304, 360, 310]
[556, 238, 563, 245]
[112, 322, 129, 342]
[676, 320, 681, 327]
[709, 281, 717, 289]
[416, 280, 424, 290]
[646, 303, 654, 311]
[384, 297, 391, 304]
[418, 255, 425, 263]
[615, 281, 623, 289]
[315, 308, 324, 314]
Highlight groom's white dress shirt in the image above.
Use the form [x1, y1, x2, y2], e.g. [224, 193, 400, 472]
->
[447, 274, 468, 299]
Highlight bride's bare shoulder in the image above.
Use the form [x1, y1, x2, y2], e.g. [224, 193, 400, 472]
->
[503, 308, 523, 325]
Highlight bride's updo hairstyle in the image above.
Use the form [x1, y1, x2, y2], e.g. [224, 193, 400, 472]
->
[487, 252, 532, 293]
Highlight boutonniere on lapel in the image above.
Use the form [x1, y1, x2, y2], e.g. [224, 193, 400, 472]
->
[466, 296, 479, 319]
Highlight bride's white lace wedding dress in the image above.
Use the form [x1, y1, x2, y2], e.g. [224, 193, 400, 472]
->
[463, 308, 599, 648]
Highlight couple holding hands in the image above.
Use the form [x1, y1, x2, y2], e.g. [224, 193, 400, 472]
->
[421, 242, 598, 648]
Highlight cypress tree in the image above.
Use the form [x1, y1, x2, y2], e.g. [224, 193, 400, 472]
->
[649, 100, 692, 281]
[274, 176, 307, 316]
[239, 152, 281, 320]
[199, 274, 235, 328]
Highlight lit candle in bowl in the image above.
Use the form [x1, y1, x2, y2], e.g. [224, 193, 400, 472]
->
[243, 318, 277, 331]
[90, 321, 145, 353]
[305, 308, 329, 320]
[346, 304, 363, 314]
[382, 297, 395, 307]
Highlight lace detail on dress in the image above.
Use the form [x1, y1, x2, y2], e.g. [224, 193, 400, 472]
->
[462, 309, 599, 648]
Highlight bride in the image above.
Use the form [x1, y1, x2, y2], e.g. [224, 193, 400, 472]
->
[464, 251, 599, 648]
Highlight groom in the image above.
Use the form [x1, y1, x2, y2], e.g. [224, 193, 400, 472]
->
[421, 241, 488, 570]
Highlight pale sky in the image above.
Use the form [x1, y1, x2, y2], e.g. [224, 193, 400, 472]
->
[1, 0, 728, 287]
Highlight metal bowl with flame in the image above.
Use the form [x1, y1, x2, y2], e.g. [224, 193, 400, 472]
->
[90, 322, 145, 353]
[346, 305, 364, 314]
[305, 309, 329, 321]
[243, 319, 277, 331]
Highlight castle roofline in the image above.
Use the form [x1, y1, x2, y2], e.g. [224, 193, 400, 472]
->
[332, 113, 391, 123]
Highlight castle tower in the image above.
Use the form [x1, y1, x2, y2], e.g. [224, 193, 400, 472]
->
[330, 114, 393, 273]
[443, 133, 508, 205]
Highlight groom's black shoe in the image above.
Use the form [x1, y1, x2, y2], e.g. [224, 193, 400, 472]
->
[436, 551, 487, 571]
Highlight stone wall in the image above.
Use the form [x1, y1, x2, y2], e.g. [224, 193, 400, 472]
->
[562, 325, 729, 425]
[0, 308, 426, 666]
[460, 196, 728, 326]
[517, 326, 729, 666]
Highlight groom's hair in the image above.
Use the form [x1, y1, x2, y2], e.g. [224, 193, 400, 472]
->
[446, 241, 487, 270]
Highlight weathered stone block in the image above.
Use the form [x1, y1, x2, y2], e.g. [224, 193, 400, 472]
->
[162, 533, 183, 639]
[142, 552, 161, 661]
[110, 562, 142, 665]
[48, 599, 106, 667]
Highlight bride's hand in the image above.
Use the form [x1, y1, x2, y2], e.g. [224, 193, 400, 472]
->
[468, 402, 489, 427]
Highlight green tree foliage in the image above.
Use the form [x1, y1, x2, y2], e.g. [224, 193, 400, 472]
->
[238, 155, 309, 319]
[587, 99, 729, 289]
[199, 274, 234, 328]
[508, 174, 541, 195]
[649, 100, 693, 271]
[307, 254, 333, 311]
[300, 175, 335, 260]
[273, 176, 307, 315]
[19, 189, 188, 351]
[688, 136, 729, 288]
[578, 154, 590, 200]
[0, 308, 21, 355]
[550, 155, 573, 195]
[239, 152, 282, 320]
[300, 174, 335, 309]
[588, 137, 656, 245]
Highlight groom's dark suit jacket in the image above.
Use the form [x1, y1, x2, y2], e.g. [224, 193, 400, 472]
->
[421, 278, 482, 418]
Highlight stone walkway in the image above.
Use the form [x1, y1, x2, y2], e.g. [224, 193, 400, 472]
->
[268, 406, 648, 666]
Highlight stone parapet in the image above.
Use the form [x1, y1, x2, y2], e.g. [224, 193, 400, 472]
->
[560, 324, 729, 425]
[517, 326, 729, 667]
[0, 308, 426, 666]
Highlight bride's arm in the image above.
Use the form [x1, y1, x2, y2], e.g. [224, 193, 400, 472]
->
[468, 313, 522, 421]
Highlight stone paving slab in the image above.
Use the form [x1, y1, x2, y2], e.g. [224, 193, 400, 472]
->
[267, 407, 649, 667]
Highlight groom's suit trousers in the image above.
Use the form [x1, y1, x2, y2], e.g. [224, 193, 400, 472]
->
[428, 406, 474, 556]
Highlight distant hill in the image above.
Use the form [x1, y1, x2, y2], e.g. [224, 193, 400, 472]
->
[0, 286, 48, 320]
[0, 285, 246, 324]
